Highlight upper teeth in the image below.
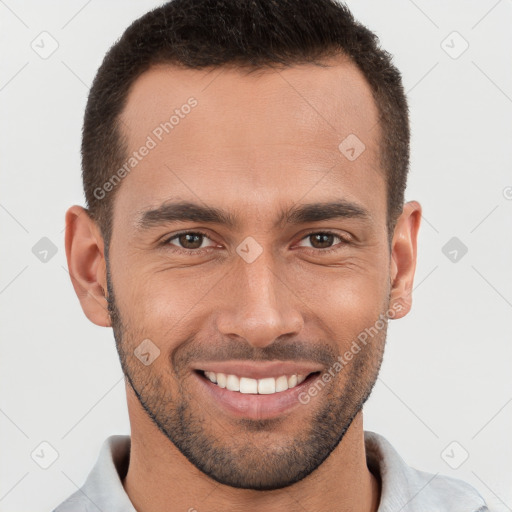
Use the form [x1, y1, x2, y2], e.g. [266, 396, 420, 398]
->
[203, 371, 308, 394]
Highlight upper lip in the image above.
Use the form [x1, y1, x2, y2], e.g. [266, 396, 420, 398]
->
[195, 361, 323, 380]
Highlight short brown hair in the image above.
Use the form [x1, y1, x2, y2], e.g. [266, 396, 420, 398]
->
[82, 0, 410, 245]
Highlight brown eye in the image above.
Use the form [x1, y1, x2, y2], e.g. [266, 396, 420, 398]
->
[308, 233, 336, 249]
[166, 231, 216, 252]
[176, 233, 203, 249]
[296, 231, 351, 253]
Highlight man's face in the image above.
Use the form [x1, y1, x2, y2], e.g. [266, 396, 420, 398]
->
[106, 57, 395, 490]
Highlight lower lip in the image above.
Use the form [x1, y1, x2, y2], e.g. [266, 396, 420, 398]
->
[194, 370, 321, 420]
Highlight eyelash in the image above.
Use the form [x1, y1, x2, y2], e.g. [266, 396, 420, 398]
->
[162, 229, 352, 256]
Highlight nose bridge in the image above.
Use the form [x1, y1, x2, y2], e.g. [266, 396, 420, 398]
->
[216, 243, 304, 348]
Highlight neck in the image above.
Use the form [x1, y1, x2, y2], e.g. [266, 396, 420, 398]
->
[123, 386, 380, 512]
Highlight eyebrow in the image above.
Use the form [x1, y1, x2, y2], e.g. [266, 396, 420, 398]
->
[135, 199, 372, 231]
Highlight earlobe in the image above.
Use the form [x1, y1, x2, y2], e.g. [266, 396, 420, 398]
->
[388, 201, 422, 320]
[65, 205, 111, 327]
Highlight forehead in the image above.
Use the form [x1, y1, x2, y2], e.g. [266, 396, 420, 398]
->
[114, 57, 385, 228]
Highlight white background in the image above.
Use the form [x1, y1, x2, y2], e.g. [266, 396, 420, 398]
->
[1, 1, 511, 511]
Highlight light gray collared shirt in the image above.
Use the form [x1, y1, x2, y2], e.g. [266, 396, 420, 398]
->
[53, 431, 489, 512]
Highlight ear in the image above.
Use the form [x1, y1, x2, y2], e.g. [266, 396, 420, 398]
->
[65, 205, 111, 327]
[388, 200, 422, 319]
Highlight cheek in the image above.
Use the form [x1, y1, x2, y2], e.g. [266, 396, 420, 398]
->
[115, 267, 212, 361]
[127, 280, 188, 330]
[113, 237, 390, 350]
[288, 258, 390, 339]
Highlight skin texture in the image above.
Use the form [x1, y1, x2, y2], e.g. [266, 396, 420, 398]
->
[65, 55, 421, 512]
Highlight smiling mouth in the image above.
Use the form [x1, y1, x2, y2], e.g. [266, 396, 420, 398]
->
[194, 369, 321, 395]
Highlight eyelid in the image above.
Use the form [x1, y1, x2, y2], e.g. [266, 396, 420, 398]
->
[295, 229, 352, 248]
[165, 229, 217, 249]
[161, 228, 352, 256]
[300, 228, 352, 241]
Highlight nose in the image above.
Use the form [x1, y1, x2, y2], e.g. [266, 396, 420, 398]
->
[215, 251, 304, 349]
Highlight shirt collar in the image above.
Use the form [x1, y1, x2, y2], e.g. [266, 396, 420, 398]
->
[364, 431, 488, 512]
[57, 435, 136, 512]
[55, 431, 488, 512]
